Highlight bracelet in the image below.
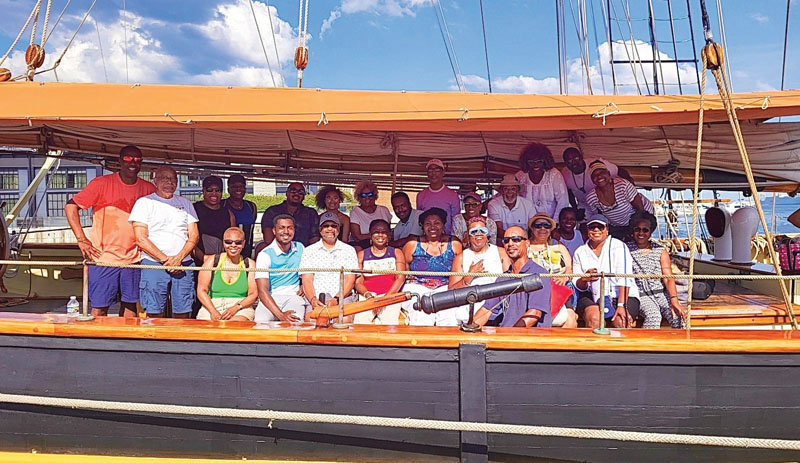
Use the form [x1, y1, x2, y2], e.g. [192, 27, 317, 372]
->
[616, 302, 625, 307]
[669, 295, 678, 300]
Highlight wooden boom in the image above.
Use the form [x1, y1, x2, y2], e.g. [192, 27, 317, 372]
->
[309, 292, 411, 321]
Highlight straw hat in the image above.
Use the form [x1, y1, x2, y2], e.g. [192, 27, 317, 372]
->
[528, 211, 556, 230]
[499, 173, 521, 188]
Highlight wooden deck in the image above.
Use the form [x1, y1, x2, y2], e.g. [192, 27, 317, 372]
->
[689, 281, 796, 327]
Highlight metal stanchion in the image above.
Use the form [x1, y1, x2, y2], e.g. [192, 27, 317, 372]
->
[332, 267, 349, 329]
[593, 272, 609, 335]
[77, 261, 94, 321]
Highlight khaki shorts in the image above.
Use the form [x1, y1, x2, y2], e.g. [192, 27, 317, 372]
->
[197, 297, 255, 321]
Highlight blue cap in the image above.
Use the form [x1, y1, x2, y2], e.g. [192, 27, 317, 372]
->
[319, 211, 340, 226]
[586, 214, 608, 226]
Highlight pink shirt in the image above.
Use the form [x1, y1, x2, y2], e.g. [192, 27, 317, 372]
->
[416, 185, 460, 234]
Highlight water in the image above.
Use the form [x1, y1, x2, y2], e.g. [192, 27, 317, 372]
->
[66, 296, 80, 317]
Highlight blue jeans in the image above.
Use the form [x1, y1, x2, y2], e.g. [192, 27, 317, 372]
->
[139, 259, 195, 315]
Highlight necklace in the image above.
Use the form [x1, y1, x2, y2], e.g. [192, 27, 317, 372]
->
[571, 170, 587, 194]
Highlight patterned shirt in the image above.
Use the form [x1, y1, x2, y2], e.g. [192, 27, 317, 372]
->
[299, 239, 359, 296]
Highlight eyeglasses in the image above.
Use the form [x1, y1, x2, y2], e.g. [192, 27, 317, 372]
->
[121, 155, 142, 163]
[359, 192, 377, 198]
[587, 223, 606, 231]
[633, 227, 651, 233]
[464, 202, 481, 208]
[204, 187, 221, 193]
[321, 223, 339, 229]
[287, 188, 306, 195]
[223, 239, 244, 246]
[526, 158, 544, 164]
[155, 176, 177, 183]
[531, 222, 551, 230]
[426, 166, 444, 172]
[502, 236, 526, 244]
[468, 226, 489, 236]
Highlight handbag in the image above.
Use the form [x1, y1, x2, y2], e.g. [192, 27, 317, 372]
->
[550, 280, 574, 319]
[775, 236, 800, 274]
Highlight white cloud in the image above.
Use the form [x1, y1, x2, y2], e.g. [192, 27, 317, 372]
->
[321, 0, 431, 36]
[750, 13, 769, 24]
[2, 1, 298, 88]
[457, 40, 698, 95]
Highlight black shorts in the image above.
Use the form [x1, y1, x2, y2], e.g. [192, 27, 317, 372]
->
[576, 294, 640, 320]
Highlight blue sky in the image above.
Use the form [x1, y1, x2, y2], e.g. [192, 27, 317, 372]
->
[0, 0, 797, 94]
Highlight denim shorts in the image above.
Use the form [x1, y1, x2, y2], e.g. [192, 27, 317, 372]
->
[88, 265, 141, 308]
[139, 259, 195, 315]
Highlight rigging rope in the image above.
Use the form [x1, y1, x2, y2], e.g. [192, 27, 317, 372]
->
[264, 0, 284, 81]
[295, 0, 310, 87]
[29, 0, 41, 47]
[478, 0, 491, 93]
[40, 0, 52, 45]
[43, 0, 72, 45]
[434, 0, 464, 92]
[665, 0, 683, 94]
[247, 0, 277, 87]
[1, 392, 800, 451]
[94, 17, 108, 83]
[686, 54, 707, 330]
[0, 2, 40, 67]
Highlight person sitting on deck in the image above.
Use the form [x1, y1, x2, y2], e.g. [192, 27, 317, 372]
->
[353, 219, 407, 325]
[552, 207, 584, 256]
[559, 147, 627, 223]
[196, 227, 257, 321]
[626, 211, 686, 329]
[514, 142, 570, 220]
[128, 166, 199, 318]
[572, 214, 641, 329]
[526, 212, 579, 328]
[416, 159, 460, 235]
[254, 214, 307, 323]
[448, 216, 509, 321]
[192, 175, 236, 264]
[315, 185, 350, 243]
[65, 145, 156, 317]
[487, 174, 536, 246]
[299, 211, 360, 321]
[221, 174, 257, 259]
[389, 191, 422, 248]
[400, 207, 464, 326]
[452, 192, 497, 249]
[260, 182, 319, 247]
[349, 180, 392, 249]
[584, 160, 654, 240]
[472, 226, 553, 327]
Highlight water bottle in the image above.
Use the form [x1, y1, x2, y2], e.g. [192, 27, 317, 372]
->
[66, 296, 80, 317]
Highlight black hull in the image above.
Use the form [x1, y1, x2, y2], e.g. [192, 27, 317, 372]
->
[1, 334, 799, 462]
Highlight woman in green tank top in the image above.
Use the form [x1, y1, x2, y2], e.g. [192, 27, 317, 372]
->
[196, 228, 257, 321]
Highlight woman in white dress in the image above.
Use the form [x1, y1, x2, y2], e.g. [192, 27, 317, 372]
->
[349, 180, 391, 248]
[515, 142, 570, 220]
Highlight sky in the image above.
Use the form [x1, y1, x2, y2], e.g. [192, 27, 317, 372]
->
[0, 0, 797, 94]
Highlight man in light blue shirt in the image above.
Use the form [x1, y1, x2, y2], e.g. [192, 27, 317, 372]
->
[255, 214, 307, 322]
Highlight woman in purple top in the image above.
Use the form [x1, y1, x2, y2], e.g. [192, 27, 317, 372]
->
[401, 207, 463, 326]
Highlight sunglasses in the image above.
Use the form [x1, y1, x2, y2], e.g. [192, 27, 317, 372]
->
[531, 222, 551, 230]
[121, 155, 143, 163]
[287, 188, 306, 195]
[204, 187, 222, 193]
[223, 239, 244, 246]
[468, 226, 489, 236]
[464, 202, 481, 208]
[587, 223, 607, 231]
[502, 236, 526, 244]
[321, 223, 339, 229]
[359, 192, 377, 198]
[633, 227, 651, 233]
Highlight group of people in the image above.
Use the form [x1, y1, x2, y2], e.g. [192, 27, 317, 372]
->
[65, 142, 683, 329]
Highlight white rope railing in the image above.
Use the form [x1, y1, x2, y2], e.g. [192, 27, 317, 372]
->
[0, 392, 798, 451]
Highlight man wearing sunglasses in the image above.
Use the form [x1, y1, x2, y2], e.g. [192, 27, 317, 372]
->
[65, 145, 156, 317]
[471, 226, 552, 328]
[260, 182, 320, 247]
[416, 159, 460, 235]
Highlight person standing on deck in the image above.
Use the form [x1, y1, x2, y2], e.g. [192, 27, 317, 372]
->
[260, 182, 319, 247]
[514, 143, 569, 220]
[65, 145, 156, 317]
[222, 174, 257, 258]
[192, 176, 235, 264]
[299, 212, 359, 321]
[560, 147, 624, 223]
[254, 214, 308, 323]
[487, 174, 536, 246]
[128, 166, 199, 318]
[416, 159, 460, 235]
[471, 226, 553, 328]
[389, 191, 422, 248]
[349, 180, 392, 249]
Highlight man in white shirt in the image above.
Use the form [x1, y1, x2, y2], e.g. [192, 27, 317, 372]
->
[129, 166, 199, 318]
[571, 214, 641, 329]
[560, 147, 622, 222]
[487, 174, 536, 246]
[390, 191, 422, 247]
[255, 214, 307, 323]
[299, 211, 359, 320]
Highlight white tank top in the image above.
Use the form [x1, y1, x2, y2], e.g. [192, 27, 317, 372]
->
[559, 231, 584, 256]
[461, 244, 504, 286]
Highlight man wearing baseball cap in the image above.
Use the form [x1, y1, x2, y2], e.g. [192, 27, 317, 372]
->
[487, 174, 536, 245]
[299, 211, 359, 316]
[416, 158, 460, 235]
